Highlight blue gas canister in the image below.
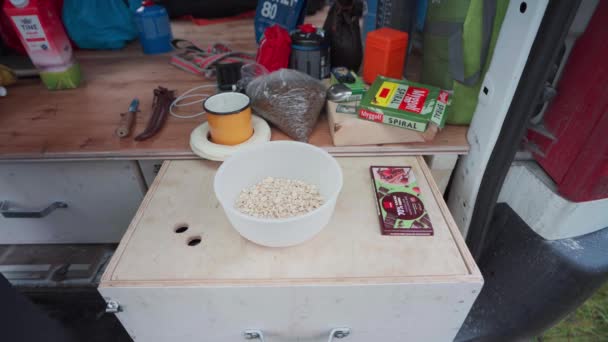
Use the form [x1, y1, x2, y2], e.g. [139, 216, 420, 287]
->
[134, 0, 173, 54]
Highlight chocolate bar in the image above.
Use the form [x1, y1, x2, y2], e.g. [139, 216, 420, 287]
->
[370, 166, 434, 236]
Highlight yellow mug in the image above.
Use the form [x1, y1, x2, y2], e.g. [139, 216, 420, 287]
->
[203, 92, 254, 146]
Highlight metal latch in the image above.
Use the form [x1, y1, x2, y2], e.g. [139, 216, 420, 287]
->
[105, 299, 122, 313]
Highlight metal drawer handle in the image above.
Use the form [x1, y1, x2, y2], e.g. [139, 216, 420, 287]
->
[0, 201, 67, 218]
[243, 327, 350, 342]
[328, 328, 351, 341]
[243, 330, 265, 342]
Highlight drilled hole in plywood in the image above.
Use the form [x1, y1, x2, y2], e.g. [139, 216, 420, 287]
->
[187, 236, 202, 246]
[520, 2, 527, 13]
[174, 224, 189, 234]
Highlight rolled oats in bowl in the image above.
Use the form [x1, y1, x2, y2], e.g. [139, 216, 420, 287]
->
[214, 141, 342, 247]
[236, 177, 325, 219]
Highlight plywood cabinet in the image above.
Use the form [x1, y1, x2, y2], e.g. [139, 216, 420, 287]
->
[100, 157, 482, 342]
[0, 161, 146, 244]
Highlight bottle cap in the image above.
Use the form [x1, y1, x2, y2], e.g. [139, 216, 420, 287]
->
[298, 24, 316, 34]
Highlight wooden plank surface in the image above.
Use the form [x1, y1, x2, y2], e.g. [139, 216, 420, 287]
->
[0, 13, 469, 161]
[103, 157, 479, 286]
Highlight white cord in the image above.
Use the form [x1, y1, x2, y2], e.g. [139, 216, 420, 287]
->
[169, 84, 217, 119]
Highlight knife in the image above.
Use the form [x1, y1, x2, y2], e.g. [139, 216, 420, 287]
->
[115, 98, 139, 138]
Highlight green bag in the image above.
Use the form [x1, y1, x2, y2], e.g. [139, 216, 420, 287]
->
[421, 0, 509, 125]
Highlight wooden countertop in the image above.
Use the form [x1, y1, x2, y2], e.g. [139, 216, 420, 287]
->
[0, 13, 469, 161]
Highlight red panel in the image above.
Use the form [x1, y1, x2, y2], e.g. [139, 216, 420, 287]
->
[559, 112, 608, 202]
[530, 1, 608, 201]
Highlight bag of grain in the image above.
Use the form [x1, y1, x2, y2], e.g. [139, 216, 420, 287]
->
[246, 69, 326, 142]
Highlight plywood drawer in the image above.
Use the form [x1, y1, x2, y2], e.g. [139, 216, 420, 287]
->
[0, 161, 146, 244]
[137, 160, 163, 188]
[101, 283, 478, 342]
[100, 157, 482, 341]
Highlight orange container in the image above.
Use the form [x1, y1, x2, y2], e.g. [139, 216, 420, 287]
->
[363, 28, 409, 84]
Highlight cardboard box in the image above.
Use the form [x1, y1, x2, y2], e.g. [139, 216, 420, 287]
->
[327, 100, 438, 146]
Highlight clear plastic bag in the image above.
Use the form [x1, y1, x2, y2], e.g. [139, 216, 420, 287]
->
[246, 69, 326, 142]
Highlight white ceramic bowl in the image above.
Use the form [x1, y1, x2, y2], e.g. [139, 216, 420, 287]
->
[214, 141, 343, 247]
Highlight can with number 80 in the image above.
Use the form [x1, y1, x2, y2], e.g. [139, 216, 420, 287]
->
[254, 0, 306, 43]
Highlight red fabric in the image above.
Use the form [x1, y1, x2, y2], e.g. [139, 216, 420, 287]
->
[170, 42, 255, 77]
[256, 25, 291, 73]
